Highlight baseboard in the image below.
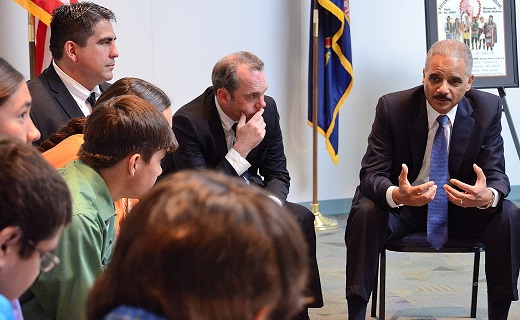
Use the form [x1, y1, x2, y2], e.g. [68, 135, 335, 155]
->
[509, 184, 520, 202]
[298, 198, 352, 216]
[299, 185, 520, 216]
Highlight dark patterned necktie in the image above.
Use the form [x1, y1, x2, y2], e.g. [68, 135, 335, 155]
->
[231, 123, 249, 183]
[231, 123, 238, 146]
[86, 92, 96, 108]
[427, 115, 449, 250]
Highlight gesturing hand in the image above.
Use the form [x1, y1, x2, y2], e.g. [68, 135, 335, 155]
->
[444, 164, 492, 208]
[392, 163, 436, 207]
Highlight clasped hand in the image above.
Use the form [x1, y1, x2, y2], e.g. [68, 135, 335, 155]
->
[232, 109, 266, 158]
[392, 163, 492, 208]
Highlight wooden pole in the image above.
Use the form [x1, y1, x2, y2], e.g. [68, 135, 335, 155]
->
[28, 13, 36, 79]
[312, 0, 319, 206]
[311, 0, 338, 230]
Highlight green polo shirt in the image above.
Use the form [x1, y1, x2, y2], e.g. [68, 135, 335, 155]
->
[21, 160, 116, 320]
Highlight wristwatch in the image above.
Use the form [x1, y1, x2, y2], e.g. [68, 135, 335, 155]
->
[478, 189, 496, 209]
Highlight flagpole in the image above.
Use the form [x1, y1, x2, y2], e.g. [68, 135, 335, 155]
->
[311, 0, 338, 231]
[28, 12, 36, 79]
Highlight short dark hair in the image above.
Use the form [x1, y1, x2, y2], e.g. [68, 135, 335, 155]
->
[0, 58, 24, 109]
[50, 2, 116, 60]
[87, 170, 309, 320]
[211, 51, 264, 96]
[78, 95, 177, 169]
[0, 136, 72, 258]
[96, 77, 171, 112]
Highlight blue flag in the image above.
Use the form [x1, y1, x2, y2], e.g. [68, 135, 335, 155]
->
[308, 0, 353, 164]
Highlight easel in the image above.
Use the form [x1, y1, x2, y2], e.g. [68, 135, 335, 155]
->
[498, 87, 520, 161]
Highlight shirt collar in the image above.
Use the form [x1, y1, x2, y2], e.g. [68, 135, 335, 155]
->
[52, 61, 101, 105]
[63, 160, 116, 222]
[426, 100, 458, 129]
[215, 96, 237, 131]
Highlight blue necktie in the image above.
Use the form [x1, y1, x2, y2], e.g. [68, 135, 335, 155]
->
[427, 115, 449, 250]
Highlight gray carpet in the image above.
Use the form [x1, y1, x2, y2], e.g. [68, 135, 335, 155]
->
[309, 213, 520, 320]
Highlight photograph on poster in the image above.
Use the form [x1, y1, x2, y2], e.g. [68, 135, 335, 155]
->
[425, 0, 518, 88]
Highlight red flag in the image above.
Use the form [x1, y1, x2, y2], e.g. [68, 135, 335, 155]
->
[12, 0, 78, 75]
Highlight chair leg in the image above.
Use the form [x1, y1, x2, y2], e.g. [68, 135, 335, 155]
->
[371, 254, 379, 317]
[471, 251, 480, 318]
[379, 249, 386, 320]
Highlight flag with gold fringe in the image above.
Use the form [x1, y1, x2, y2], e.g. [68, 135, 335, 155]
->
[12, 0, 77, 76]
[308, 0, 353, 164]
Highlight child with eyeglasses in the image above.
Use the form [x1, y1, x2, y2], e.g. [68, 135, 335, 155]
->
[0, 137, 72, 319]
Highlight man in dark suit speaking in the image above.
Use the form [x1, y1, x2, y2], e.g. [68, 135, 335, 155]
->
[28, 2, 118, 144]
[345, 39, 520, 320]
[166, 51, 322, 319]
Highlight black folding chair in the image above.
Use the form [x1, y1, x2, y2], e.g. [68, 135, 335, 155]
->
[371, 232, 485, 319]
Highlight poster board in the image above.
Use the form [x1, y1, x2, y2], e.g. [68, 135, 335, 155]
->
[425, 0, 518, 88]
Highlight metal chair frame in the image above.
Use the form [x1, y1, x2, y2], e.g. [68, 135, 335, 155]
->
[370, 232, 485, 319]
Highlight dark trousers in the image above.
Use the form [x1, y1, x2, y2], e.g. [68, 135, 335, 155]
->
[285, 201, 324, 308]
[345, 189, 520, 305]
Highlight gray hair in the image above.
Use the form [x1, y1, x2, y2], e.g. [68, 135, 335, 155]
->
[425, 39, 473, 76]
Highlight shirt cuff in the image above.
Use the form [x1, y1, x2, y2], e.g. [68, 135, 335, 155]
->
[477, 188, 500, 209]
[225, 148, 250, 175]
[386, 186, 402, 208]
[489, 188, 499, 207]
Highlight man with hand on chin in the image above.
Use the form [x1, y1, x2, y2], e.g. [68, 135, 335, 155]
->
[166, 51, 323, 320]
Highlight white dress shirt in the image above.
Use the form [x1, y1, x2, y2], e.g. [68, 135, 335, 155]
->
[215, 97, 251, 176]
[53, 61, 100, 116]
[386, 102, 498, 208]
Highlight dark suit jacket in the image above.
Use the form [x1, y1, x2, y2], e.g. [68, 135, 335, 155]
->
[170, 87, 291, 201]
[357, 85, 510, 212]
[28, 64, 110, 144]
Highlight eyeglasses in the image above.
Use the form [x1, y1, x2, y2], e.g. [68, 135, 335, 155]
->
[28, 241, 60, 273]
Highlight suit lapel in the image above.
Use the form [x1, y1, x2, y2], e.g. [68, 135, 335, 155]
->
[44, 65, 85, 119]
[408, 98, 428, 181]
[207, 98, 229, 160]
[99, 82, 110, 92]
[449, 97, 474, 177]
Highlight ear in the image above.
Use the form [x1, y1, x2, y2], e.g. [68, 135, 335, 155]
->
[216, 88, 230, 105]
[63, 40, 78, 62]
[466, 74, 475, 91]
[422, 68, 426, 84]
[126, 153, 141, 177]
[0, 227, 22, 269]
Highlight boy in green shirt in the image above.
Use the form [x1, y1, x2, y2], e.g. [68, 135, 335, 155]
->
[22, 95, 177, 320]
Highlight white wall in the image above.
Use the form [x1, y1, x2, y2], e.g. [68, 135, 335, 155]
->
[1, 0, 519, 204]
